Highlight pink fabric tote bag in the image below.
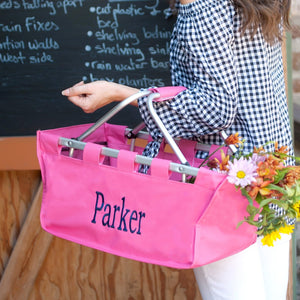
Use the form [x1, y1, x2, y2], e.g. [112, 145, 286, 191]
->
[37, 87, 257, 269]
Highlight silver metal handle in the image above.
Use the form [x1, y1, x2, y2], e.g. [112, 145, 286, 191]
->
[67, 88, 192, 164]
[146, 93, 189, 165]
[76, 89, 152, 142]
[66, 89, 151, 157]
[60, 88, 236, 170]
[146, 93, 237, 160]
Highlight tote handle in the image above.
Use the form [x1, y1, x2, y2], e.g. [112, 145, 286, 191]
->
[145, 88, 237, 165]
[76, 87, 187, 142]
[62, 86, 236, 161]
[68, 87, 188, 157]
[146, 92, 189, 165]
[76, 89, 152, 142]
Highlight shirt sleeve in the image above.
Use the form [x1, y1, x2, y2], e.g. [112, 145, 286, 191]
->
[138, 2, 237, 142]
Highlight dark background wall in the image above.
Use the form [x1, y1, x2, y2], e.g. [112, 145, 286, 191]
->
[0, 0, 175, 136]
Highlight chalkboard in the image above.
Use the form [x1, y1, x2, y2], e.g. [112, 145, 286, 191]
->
[0, 0, 175, 136]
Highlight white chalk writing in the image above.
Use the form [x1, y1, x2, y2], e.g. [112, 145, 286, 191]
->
[1, 0, 173, 88]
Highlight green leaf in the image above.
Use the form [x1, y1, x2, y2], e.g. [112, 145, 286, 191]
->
[273, 169, 289, 184]
[266, 212, 276, 221]
[285, 186, 296, 198]
[271, 199, 289, 210]
[267, 184, 287, 195]
[245, 219, 259, 226]
[256, 229, 264, 235]
[237, 220, 245, 228]
[255, 192, 263, 204]
[241, 188, 253, 206]
[259, 197, 275, 208]
[261, 214, 268, 226]
[246, 205, 260, 218]
[295, 181, 300, 197]
[286, 211, 297, 219]
[294, 156, 300, 162]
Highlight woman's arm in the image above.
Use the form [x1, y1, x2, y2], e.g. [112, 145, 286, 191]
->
[62, 81, 139, 113]
[138, 2, 237, 140]
[180, 0, 195, 4]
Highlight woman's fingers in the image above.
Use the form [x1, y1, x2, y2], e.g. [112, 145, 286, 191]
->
[62, 81, 107, 113]
[61, 80, 138, 113]
[62, 81, 88, 97]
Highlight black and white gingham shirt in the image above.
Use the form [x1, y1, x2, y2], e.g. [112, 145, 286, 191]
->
[138, 0, 294, 164]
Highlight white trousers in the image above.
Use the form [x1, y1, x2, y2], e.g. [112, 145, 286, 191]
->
[193, 234, 291, 300]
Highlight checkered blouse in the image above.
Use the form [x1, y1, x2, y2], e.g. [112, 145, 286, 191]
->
[138, 0, 294, 164]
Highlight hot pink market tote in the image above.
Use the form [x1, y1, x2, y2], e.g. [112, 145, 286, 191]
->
[37, 87, 257, 269]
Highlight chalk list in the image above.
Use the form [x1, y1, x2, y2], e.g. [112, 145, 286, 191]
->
[0, 0, 175, 136]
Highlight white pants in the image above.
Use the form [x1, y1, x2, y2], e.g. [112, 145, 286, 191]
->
[193, 234, 291, 300]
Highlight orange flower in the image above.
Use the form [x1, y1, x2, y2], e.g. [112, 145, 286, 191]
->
[247, 185, 260, 199]
[247, 176, 274, 199]
[225, 133, 242, 147]
[257, 161, 277, 180]
[265, 155, 284, 171]
[255, 176, 273, 188]
[214, 150, 230, 171]
[283, 166, 300, 187]
[253, 146, 265, 154]
[274, 141, 289, 158]
[207, 159, 219, 169]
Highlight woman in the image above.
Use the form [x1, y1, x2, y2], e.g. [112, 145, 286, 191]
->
[62, 0, 294, 299]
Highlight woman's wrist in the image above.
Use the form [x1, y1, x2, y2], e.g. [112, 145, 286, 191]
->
[111, 82, 140, 105]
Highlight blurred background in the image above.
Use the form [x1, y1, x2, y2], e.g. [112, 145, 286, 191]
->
[291, 1, 300, 158]
[291, 2, 300, 298]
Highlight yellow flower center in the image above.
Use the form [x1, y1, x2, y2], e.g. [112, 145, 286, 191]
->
[236, 170, 246, 179]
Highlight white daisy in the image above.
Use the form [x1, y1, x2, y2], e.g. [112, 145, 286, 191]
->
[227, 157, 257, 188]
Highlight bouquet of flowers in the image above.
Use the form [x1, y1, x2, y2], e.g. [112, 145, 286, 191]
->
[192, 133, 300, 246]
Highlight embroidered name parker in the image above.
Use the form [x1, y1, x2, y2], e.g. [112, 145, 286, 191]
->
[91, 191, 146, 235]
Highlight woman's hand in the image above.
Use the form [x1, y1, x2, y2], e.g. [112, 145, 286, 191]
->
[62, 81, 139, 113]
